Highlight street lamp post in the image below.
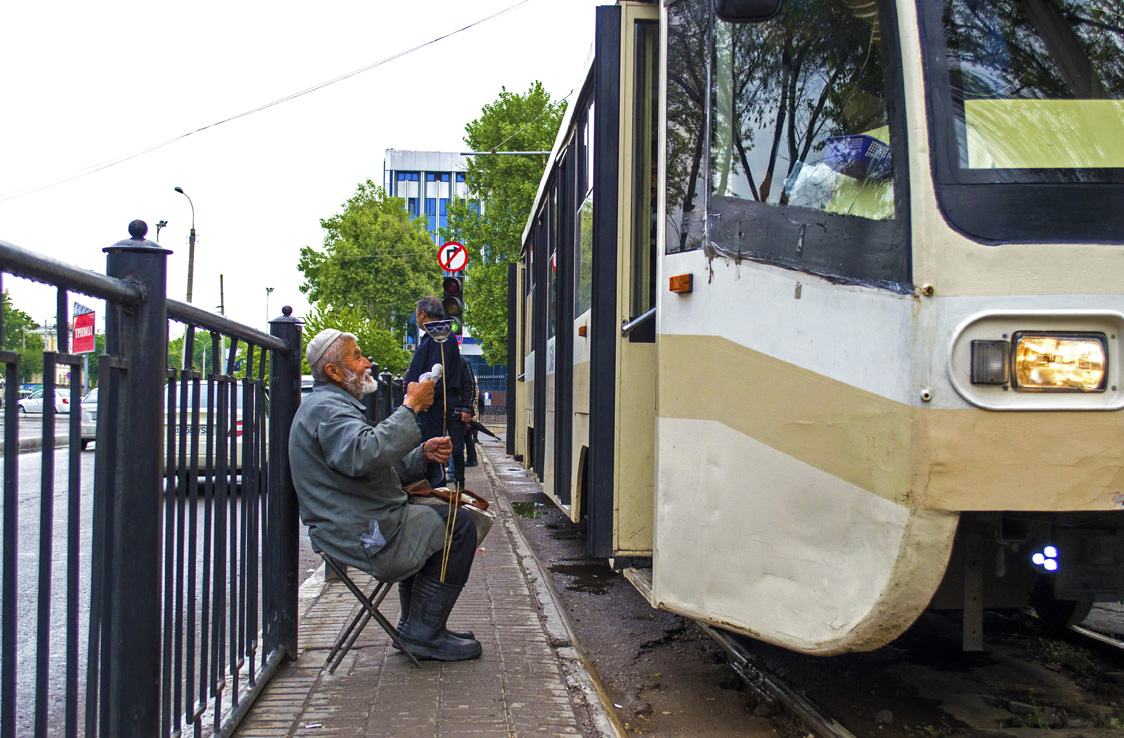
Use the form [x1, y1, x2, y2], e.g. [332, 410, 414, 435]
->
[174, 186, 196, 303]
[265, 287, 274, 324]
[155, 220, 168, 243]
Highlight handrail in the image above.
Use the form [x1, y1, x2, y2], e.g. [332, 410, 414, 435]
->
[0, 239, 143, 306]
[168, 298, 290, 354]
[621, 307, 656, 337]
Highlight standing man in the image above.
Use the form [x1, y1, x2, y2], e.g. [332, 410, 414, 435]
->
[289, 328, 482, 661]
[404, 296, 471, 488]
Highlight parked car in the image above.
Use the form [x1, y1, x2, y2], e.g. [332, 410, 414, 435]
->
[164, 385, 267, 480]
[18, 389, 72, 414]
[80, 389, 98, 450]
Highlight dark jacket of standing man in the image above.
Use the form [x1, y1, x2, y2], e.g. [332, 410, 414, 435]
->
[404, 296, 471, 485]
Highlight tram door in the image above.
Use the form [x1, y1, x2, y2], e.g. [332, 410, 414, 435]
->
[511, 261, 528, 461]
[586, 3, 660, 558]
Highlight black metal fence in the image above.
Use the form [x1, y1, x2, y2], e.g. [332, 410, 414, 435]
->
[0, 222, 303, 738]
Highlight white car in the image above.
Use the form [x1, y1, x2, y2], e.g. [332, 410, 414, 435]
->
[81, 389, 98, 450]
[164, 386, 264, 479]
[18, 389, 72, 414]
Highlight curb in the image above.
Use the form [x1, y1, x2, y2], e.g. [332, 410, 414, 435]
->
[479, 441, 627, 738]
[0, 435, 73, 454]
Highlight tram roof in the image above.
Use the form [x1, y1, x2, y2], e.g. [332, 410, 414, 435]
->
[520, 46, 595, 256]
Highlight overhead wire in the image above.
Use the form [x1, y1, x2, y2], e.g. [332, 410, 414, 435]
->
[0, 0, 538, 203]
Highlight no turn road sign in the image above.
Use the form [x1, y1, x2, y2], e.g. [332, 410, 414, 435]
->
[439, 241, 468, 272]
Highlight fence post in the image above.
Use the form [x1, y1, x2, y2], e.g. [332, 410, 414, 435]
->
[103, 220, 170, 738]
[392, 376, 404, 410]
[267, 306, 302, 659]
[362, 362, 380, 423]
[377, 370, 393, 422]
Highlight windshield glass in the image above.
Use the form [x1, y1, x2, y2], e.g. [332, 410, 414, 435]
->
[936, 0, 1124, 180]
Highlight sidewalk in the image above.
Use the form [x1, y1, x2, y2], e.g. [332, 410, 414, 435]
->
[234, 435, 616, 738]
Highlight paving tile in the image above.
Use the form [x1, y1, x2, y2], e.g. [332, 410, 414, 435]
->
[232, 446, 592, 738]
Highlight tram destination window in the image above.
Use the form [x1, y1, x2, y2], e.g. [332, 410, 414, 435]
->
[666, 0, 911, 289]
[921, 0, 1124, 243]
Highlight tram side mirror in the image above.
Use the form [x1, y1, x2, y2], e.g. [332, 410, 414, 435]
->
[714, 0, 784, 22]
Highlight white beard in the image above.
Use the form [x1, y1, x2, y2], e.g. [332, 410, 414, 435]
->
[342, 369, 378, 398]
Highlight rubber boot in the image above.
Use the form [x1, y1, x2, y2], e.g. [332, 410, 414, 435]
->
[397, 577, 474, 640]
[399, 575, 482, 661]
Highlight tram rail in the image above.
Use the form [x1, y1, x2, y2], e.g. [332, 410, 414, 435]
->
[701, 625, 857, 738]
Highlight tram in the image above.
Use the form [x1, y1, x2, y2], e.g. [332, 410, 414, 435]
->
[507, 0, 1124, 654]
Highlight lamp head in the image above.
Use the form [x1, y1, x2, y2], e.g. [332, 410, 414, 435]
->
[174, 186, 185, 194]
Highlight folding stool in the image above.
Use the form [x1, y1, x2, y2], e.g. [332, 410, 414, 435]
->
[319, 553, 421, 671]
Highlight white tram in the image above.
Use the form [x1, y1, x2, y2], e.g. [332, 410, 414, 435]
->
[507, 0, 1124, 654]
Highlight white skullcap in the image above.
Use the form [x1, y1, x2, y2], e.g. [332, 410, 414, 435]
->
[306, 328, 344, 368]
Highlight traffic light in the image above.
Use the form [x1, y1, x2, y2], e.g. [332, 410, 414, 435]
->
[442, 275, 464, 336]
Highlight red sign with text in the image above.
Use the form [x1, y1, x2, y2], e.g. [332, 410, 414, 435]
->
[73, 312, 96, 353]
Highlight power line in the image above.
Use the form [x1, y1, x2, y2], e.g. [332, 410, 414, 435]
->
[0, 0, 538, 203]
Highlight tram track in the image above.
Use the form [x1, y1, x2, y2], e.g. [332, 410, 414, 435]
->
[701, 624, 857, 738]
[697, 610, 1124, 737]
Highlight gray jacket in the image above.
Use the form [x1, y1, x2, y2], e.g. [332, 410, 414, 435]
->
[288, 382, 446, 583]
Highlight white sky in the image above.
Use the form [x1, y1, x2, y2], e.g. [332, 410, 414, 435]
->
[0, 0, 600, 335]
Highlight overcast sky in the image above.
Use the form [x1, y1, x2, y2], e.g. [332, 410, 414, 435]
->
[0, 0, 600, 336]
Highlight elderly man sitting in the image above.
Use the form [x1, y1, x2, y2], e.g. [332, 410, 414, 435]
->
[289, 328, 481, 662]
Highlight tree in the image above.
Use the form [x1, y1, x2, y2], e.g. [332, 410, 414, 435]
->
[443, 82, 567, 366]
[2, 290, 45, 383]
[298, 181, 440, 339]
[301, 302, 411, 377]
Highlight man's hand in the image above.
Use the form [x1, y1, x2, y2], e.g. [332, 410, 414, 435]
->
[459, 410, 471, 424]
[423, 436, 452, 464]
[403, 380, 434, 412]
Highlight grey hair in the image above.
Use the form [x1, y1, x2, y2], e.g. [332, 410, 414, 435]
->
[309, 331, 358, 381]
[416, 296, 444, 319]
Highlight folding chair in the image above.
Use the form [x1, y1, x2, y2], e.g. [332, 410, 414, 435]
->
[319, 553, 422, 671]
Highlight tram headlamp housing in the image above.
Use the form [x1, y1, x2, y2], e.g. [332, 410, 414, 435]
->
[1012, 332, 1107, 392]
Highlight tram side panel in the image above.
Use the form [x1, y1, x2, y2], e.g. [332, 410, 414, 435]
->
[649, 0, 958, 655]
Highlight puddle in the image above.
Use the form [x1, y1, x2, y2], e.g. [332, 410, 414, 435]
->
[548, 563, 618, 595]
[511, 500, 547, 519]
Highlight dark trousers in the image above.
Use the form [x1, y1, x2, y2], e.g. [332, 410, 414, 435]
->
[464, 429, 478, 466]
[424, 417, 467, 486]
[415, 504, 477, 586]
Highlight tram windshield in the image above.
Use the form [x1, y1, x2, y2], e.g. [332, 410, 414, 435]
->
[933, 0, 1124, 178]
[667, 0, 911, 288]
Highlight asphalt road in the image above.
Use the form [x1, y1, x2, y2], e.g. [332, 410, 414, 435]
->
[1, 447, 269, 736]
[0, 447, 96, 737]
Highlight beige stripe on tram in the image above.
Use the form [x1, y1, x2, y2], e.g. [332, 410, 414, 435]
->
[660, 334, 1124, 512]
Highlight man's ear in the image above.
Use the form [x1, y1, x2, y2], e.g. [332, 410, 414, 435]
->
[324, 362, 345, 383]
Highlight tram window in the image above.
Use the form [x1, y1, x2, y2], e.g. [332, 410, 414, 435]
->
[666, 1, 710, 253]
[666, 0, 910, 287]
[937, 0, 1124, 177]
[575, 101, 596, 316]
[631, 20, 659, 321]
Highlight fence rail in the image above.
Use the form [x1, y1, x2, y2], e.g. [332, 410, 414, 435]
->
[0, 221, 303, 738]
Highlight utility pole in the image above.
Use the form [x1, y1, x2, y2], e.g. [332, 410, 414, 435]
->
[174, 187, 196, 303]
[265, 286, 274, 325]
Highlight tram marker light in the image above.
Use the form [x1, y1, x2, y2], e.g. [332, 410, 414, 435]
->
[971, 340, 1010, 385]
[1012, 332, 1106, 392]
[669, 274, 692, 294]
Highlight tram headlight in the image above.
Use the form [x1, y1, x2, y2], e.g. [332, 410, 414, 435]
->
[1012, 332, 1107, 392]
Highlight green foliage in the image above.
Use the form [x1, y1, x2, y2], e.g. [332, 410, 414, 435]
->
[298, 181, 440, 339]
[302, 303, 410, 376]
[167, 330, 221, 374]
[2, 291, 45, 383]
[84, 333, 107, 388]
[442, 82, 566, 366]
